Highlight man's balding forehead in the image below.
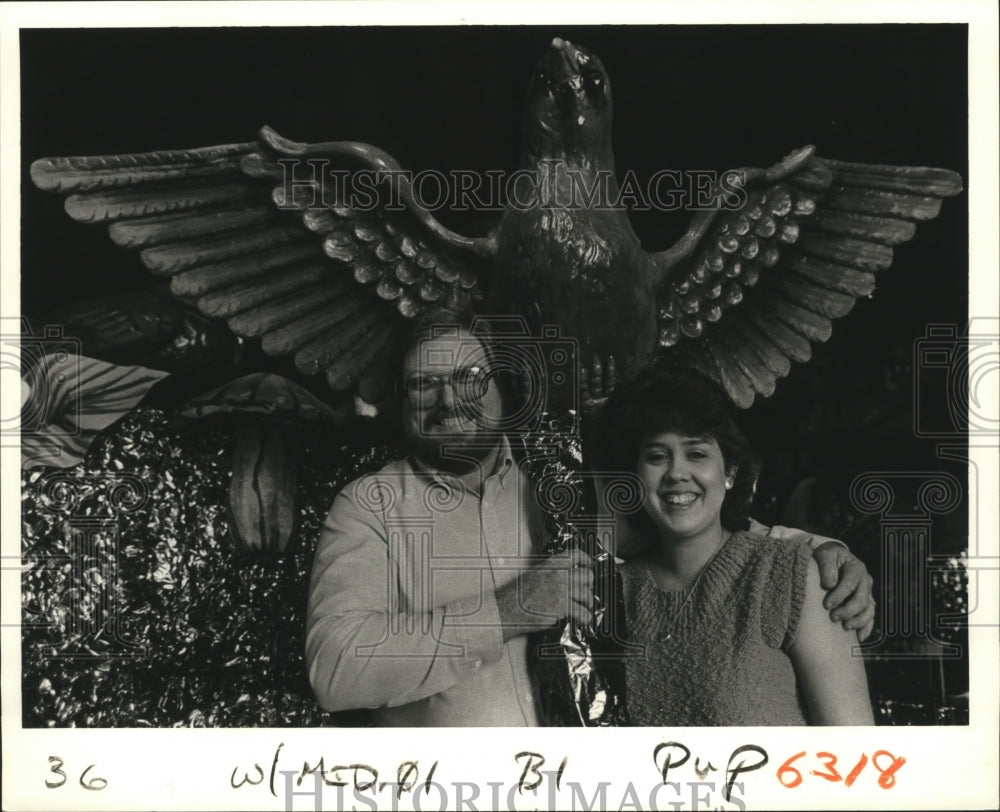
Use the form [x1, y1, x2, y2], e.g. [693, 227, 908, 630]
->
[416, 332, 488, 364]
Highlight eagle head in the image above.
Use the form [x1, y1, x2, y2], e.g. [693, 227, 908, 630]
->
[523, 38, 614, 167]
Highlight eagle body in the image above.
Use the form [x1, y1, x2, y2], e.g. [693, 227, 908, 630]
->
[493, 160, 658, 380]
[487, 38, 658, 379]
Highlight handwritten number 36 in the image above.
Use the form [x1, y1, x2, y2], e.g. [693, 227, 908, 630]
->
[46, 757, 108, 791]
[777, 751, 905, 789]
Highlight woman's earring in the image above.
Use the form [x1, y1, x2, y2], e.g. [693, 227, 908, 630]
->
[725, 477, 734, 490]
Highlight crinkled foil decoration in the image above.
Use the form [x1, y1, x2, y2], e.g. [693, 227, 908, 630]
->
[519, 412, 629, 726]
[22, 407, 401, 727]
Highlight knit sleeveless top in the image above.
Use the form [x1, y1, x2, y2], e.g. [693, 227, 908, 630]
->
[620, 530, 811, 726]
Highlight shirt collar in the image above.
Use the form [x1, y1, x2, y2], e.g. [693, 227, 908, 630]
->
[410, 435, 515, 494]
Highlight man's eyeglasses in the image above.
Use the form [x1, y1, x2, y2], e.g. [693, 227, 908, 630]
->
[403, 365, 491, 407]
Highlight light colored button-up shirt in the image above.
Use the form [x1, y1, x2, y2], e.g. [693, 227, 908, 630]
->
[306, 437, 545, 726]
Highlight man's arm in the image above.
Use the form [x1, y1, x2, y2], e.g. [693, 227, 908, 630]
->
[305, 486, 505, 713]
[752, 520, 876, 640]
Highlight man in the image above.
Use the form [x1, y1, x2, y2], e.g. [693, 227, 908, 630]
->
[305, 313, 874, 726]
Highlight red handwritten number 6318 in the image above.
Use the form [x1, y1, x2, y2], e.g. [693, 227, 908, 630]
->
[777, 751, 906, 789]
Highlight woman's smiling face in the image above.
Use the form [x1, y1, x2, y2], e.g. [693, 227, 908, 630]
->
[637, 431, 733, 544]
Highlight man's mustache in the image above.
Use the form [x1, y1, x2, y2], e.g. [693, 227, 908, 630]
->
[427, 403, 485, 423]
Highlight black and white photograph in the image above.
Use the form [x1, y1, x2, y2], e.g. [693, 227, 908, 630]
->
[2, 3, 997, 811]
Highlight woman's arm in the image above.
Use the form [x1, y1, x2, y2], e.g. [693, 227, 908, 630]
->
[788, 556, 875, 725]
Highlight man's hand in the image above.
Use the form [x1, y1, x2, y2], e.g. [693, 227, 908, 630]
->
[495, 549, 594, 642]
[813, 541, 876, 640]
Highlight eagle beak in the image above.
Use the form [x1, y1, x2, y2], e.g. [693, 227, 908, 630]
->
[550, 37, 580, 72]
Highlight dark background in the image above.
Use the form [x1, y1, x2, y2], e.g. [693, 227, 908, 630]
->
[19, 25, 970, 725]
[21, 25, 967, 309]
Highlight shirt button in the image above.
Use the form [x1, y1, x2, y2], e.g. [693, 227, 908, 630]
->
[472, 660, 482, 669]
[525, 692, 534, 702]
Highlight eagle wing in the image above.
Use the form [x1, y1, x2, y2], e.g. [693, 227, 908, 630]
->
[30, 128, 494, 404]
[649, 147, 963, 407]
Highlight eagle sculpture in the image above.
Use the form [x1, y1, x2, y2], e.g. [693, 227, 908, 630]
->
[29, 37, 963, 410]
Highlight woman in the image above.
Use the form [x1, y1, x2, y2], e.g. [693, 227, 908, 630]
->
[602, 368, 873, 726]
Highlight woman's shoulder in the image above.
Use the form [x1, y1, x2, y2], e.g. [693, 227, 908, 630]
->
[724, 529, 815, 610]
[732, 526, 814, 557]
[726, 527, 811, 561]
[731, 528, 772, 546]
[744, 531, 816, 651]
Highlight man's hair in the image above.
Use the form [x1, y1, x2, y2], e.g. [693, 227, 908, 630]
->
[596, 365, 760, 533]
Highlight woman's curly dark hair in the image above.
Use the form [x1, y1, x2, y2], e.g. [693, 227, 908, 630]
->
[594, 365, 760, 534]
